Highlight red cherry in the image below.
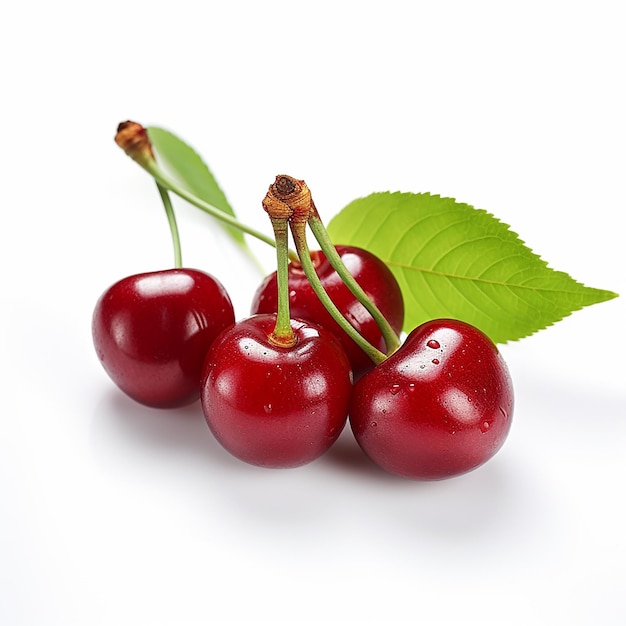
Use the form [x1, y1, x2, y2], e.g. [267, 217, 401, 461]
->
[349, 319, 514, 480]
[200, 314, 352, 468]
[92, 268, 235, 408]
[250, 245, 404, 379]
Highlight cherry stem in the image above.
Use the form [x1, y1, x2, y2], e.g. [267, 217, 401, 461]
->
[143, 159, 276, 244]
[307, 214, 401, 355]
[290, 219, 387, 365]
[138, 155, 299, 263]
[156, 182, 183, 268]
[268, 217, 297, 348]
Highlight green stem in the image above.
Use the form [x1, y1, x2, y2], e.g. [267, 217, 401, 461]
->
[140, 160, 299, 263]
[156, 182, 183, 268]
[308, 214, 401, 355]
[143, 161, 273, 245]
[290, 220, 387, 365]
[268, 217, 296, 347]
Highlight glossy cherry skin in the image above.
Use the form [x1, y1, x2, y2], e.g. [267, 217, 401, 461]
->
[349, 319, 514, 480]
[251, 245, 404, 379]
[200, 314, 352, 468]
[92, 268, 235, 408]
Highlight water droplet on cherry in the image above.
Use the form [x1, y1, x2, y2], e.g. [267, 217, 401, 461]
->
[427, 339, 440, 349]
[480, 420, 492, 433]
[371, 421, 378, 428]
[432, 358, 440, 365]
[390, 383, 401, 395]
[263, 403, 273, 414]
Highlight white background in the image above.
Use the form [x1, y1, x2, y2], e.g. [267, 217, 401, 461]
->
[1, 2, 625, 625]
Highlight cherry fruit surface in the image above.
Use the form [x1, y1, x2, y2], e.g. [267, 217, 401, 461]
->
[349, 318, 514, 480]
[92, 268, 235, 408]
[200, 313, 352, 468]
[251, 245, 404, 378]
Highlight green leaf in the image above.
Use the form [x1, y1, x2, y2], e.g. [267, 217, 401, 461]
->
[146, 126, 247, 249]
[327, 192, 618, 343]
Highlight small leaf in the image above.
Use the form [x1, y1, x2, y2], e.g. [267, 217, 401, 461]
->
[327, 192, 618, 343]
[146, 126, 247, 249]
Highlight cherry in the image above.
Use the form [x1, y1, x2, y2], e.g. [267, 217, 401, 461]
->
[92, 268, 235, 408]
[251, 245, 404, 378]
[94, 124, 236, 408]
[349, 318, 514, 480]
[200, 314, 352, 468]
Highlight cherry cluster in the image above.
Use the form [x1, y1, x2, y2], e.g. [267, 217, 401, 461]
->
[92, 123, 514, 481]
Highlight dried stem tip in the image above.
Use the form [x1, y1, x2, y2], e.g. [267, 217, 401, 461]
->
[262, 175, 316, 223]
[115, 120, 155, 166]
